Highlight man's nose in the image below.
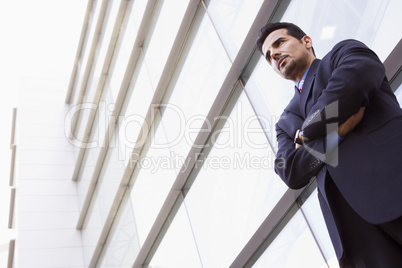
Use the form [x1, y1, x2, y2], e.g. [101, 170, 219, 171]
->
[272, 51, 281, 62]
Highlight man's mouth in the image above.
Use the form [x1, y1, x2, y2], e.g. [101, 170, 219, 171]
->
[277, 55, 287, 70]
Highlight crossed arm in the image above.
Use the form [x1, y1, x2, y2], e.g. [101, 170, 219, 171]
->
[295, 106, 365, 148]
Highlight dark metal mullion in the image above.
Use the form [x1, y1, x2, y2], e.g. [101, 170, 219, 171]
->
[384, 38, 402, 91]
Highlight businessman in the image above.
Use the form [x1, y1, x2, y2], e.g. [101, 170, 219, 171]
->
[256, 22, 402, 267]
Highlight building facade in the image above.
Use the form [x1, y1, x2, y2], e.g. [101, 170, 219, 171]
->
[16, 0, 402, 267]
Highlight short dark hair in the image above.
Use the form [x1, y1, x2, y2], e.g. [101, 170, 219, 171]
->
[256, 22, 311, 55]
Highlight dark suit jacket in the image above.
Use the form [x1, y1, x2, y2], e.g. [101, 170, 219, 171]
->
[274, 39, 402, 258]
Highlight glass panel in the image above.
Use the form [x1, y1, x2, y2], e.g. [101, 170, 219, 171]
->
[81, 128, 126, 266]
[80, 51, 155, 266]
[206, 0, 264, 60]
[184, 92, 287, 267]
[118, 51, 155, 165]
[91, 0, 121, 90]
[129, 112, 178, 246]
[132, 0, 148, 31]
[159, 10, 231, 173]
[277, 0, 402, 61]
[302, 190, 339, 267]
[246, 59, 294, 124]
[149, 194, 203, 268]
[76, 0, 121, 145]
[75, 0, 102, 104]
[76, 85, 115, 210]
[253, 211, 328, 268]
[108, 0, 143, 102]
[75, 0, 139, 202]
[97, 196, 140, 268]
[143, 0, 189, 89]
[370, 1, 402, 61]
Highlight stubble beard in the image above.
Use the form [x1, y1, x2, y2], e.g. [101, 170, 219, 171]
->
[280, 58, 296, 80]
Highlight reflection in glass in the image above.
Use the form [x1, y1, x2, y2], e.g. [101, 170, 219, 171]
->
[253, 211, 328, 268]
[184, 92, 287, 267]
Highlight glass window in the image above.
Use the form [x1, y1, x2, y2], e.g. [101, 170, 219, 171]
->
[75, 0, 140, 202]
[159, 10, 231, 173]
[301, 190, 339, 267]
[206, 0, 264, 61]
[97, 197, 140, 268]
[75, 0, 121, 145]
[76, 85, 115, 210]
[183, 91, 287, 267]
[75, 0, 102, 104]
[253, 211, 328, 268]
[148, 194, 203, 268]
[131, 0, 148, 31]
[91, 0, 121, 91]
[118, 51, 155, 165]
[108, 0, 144, 102]
[276, 0, 402, 61]
[129, 113, 178, 246]
[81, 128, 126, 265]
[143, 0, 190, 89]
[245, 0, 402, 155]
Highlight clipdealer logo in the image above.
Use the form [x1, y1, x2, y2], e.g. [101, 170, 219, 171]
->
[302, 100, 340, 167]
[64, 101, 281, 172]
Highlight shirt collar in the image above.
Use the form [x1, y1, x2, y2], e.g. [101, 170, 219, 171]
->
[296, 65, 311, 89]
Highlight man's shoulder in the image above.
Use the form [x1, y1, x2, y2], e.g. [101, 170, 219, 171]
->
[321, 39, 373, 65]
[332, 39, 368, 51]
[325, 39, 371, 58]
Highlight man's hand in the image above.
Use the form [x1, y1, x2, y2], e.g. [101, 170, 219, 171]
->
[337, 106, 366, 138]
[295, 130, 309, 149]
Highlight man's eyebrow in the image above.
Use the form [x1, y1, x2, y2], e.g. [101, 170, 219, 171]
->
[265, 37, 286, 61]
[272, 37, 285, 47]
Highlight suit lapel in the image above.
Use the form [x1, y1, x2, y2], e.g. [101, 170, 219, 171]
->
[284, 87, 303, 117]
[300, 59, 320, 118]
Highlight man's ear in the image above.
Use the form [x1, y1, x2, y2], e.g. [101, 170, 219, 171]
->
[302, 35, 313, 49]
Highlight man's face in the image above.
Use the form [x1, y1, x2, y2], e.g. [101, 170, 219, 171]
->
[262, 28, 314, 82]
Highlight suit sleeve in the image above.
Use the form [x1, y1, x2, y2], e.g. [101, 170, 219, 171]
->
[274, 113, 326, 189]
[301, 39, 385, 139]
